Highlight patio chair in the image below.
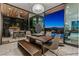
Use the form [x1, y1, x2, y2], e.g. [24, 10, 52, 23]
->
[43, 40, 59, 56]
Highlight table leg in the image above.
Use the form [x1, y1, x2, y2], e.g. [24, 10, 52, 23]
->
[29, 38, 36, 44]
[41, 42, 44, 55]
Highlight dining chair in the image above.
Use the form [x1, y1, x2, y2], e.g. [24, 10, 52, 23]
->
[43, 40, 59, 56]
[25, 31, 31, 41]
[26, 31, 31, 35]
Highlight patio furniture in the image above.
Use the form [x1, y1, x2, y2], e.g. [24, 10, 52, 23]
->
[26, 35, 49, 44]
[43, 40, 59, 56]
[18, 40, 42, 56]
[53, 38, 64, 46]
[27, 35, 55, 55]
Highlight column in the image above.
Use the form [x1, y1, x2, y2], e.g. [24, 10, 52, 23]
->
[0, 11, 3, 45]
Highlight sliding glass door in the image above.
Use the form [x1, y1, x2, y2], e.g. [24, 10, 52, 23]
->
[65, 3, 79, 46]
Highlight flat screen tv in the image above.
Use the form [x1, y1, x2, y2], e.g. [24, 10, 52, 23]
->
[44, 9, 64, 29]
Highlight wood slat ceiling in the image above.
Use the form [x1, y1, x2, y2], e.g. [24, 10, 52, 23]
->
[45, 4, 64, 15]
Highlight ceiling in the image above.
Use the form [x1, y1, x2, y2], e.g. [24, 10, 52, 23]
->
[9, 3, 62, 13]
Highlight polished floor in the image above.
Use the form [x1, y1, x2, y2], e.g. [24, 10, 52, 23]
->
[0, 38, 78, 56]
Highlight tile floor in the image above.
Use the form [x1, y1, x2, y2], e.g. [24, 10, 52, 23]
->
[0, 40, 78, 56]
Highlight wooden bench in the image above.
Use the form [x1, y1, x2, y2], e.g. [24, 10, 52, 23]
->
[18, 40, 42, 56]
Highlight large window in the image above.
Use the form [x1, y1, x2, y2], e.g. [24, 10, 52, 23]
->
[44, 9, 64, 29]
[65, 4, 78, 46]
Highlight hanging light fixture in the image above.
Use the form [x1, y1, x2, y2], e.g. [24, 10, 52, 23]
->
[32, 4, 44, 14]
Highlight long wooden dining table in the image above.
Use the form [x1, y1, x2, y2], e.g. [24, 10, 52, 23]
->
[26, 35, 53, 55]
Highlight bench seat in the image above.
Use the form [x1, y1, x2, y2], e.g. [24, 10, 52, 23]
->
[18, 40, 42, 56]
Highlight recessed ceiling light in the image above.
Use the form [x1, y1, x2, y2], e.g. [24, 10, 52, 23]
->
[20, 12, 23, 13]
[8, 8, 11, 10]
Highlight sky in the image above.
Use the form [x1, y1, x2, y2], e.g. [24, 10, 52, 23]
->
[44, 9, 64, 28]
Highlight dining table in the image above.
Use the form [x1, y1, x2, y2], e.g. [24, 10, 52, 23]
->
[26, 35, 53, 55]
